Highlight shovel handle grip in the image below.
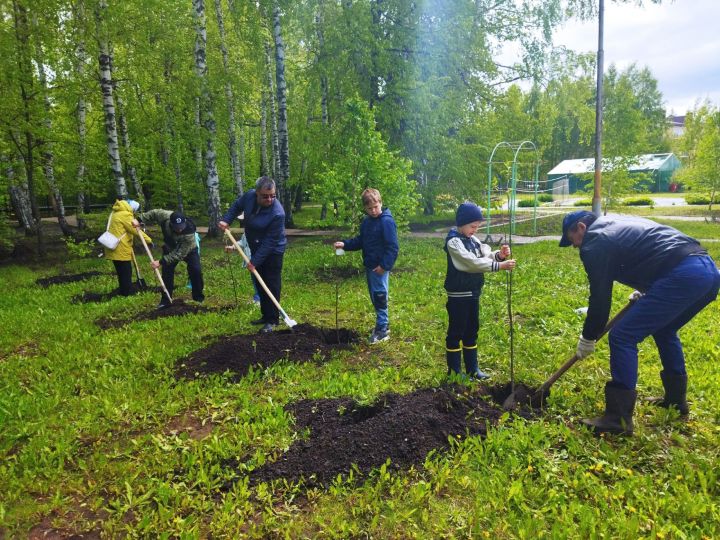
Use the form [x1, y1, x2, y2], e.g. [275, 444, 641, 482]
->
[537, 299, 637, 394]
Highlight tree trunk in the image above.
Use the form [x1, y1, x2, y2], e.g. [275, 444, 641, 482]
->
[11, 2, 44, 253]
[73, 0, 88, 230]
[33, 23, 73, 237]
[95, 0, 127, 199]
[260, 93, 269, 177]
[193, 0, 221, 237]
[116, 94, 144, 205]
[264, 41, 280, 184]
[272, 3, 292, 226]
[214, 0, 243, 195]
[4, 154, 34, 234]
[239, 124, 246, 195]
[160, 61, 184, 213]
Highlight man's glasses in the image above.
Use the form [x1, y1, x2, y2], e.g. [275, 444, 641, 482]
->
[259, 193, 276, 200]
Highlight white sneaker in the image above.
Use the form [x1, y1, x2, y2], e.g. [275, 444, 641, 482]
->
[368, 328, 390, 344]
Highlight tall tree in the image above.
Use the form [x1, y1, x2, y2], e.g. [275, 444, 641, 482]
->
[95, 0, 127, 199]
[271, 2, 292, 225]
[214, 0, 243, 195]
[192, 0, 222, 235]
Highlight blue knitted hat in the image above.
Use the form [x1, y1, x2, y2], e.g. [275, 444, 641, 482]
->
[455, 202, 483, 227]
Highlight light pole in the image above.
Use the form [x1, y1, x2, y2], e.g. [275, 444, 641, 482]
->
[592, 0, 604, 216]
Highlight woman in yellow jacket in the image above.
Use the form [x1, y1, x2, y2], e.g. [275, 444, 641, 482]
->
[104, 199, 152, 296]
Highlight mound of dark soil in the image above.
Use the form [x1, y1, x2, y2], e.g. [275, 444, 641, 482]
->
[243, 384, 504, 488]
[176, 323, 359, 380]
[74, 284, 161, 304]
[36, 271, 105, 287]
[95, 300, 233, 329]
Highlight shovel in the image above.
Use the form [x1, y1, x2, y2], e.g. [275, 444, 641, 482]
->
[503, 298, 636, 410]
[224, 228, 297, 329]
[136, 231, 172, 305]
[130, 249, 148, 289]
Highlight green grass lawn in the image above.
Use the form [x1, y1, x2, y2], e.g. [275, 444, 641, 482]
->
[1, 236, 719, 537]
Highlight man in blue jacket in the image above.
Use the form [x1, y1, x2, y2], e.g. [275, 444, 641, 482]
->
[219, 176, 287, 333]
[560, 211, 720, 435]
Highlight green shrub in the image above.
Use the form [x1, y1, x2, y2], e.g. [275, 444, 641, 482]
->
[685, 193, 718, 205]
[623, 196, 654, 206]
[517, 199, 537, 207]
[434, 193, 460, 213]
[573, 198, 592, 206]
[537, 193, 554, 202]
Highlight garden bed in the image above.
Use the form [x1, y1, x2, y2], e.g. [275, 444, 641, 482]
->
[94, 299, 234, 328]
[36, 271, 105, 287]
[176, 323, 359, 381]
[239, 383, 530, 488]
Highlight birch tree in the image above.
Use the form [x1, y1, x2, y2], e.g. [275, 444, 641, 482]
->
[192, 0, 221, 236]
[10, 0, 43, 250]
[271, 2, 291, 225]
[95, 0, 127, 199]
[214, 0, 243, 195]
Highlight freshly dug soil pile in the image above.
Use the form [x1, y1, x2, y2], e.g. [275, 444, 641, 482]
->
[245, 384, 504, 488]
[36, 271, 104, 287]
[493, 382, 551, 409]
[74, 284, 161, 303]
[176, 323, 359, 381]
[95, 299, 232, 329]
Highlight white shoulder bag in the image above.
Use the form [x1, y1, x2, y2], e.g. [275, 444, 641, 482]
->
[97, 213, 126, 250]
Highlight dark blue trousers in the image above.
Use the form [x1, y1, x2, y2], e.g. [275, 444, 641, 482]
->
[446, 296, 480, 350]
[608, 254, 720, 389]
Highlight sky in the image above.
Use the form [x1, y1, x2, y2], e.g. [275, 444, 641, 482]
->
[552, 0, 720, 115]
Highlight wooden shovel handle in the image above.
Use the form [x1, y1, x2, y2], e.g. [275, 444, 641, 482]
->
[537, 299, 636, 394]
[223, 228, 285, 316]
[136, 231, 172, 302]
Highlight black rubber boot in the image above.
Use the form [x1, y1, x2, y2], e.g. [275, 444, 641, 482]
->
[463, 346, 490, 380]
[581, 382, 637, 436]
[446, 349, 462, 376]
[648, 370, 689, 416]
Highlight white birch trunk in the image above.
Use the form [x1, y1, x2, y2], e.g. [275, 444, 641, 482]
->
[193, 0, 221, 236]
[73, 0, 88, 230]
[116, 95, 144, 205]
[95, 0, 127, 199]
[260, 94, 269, 177]
[238, 124, 246, 195]
[272, 3, 291, 224]
[214, 0, 243, 194]
[264, 41, 280, 184]
[4, 154, 34, 233]
[34, 17, 72, 236]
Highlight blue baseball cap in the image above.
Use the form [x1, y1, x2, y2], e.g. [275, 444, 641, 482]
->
[559, 210, 594, 247]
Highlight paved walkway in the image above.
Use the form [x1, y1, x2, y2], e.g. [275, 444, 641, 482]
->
[41, 216, 720, 245]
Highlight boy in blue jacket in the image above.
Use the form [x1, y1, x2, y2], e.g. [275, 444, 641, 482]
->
[444, 202, 515, 378]
[334, 188, 399, 344]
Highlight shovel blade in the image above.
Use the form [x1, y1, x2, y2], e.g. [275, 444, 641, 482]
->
[284, 316, 298, 329]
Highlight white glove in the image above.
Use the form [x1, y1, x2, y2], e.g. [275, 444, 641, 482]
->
[576, 335, 596, 359]
[629, 290, 643, 301]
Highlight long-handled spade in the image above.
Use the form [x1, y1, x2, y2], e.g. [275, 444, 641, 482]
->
[224, 229, 297, 329]
[130, 249, 147, 289]
[136, 232, 172, 305]
[503, 298, 636, 410]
